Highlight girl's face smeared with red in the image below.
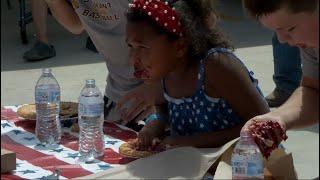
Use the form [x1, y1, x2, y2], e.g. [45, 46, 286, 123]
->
[126, 21, 181, 83]
[133, 62, 151, 79]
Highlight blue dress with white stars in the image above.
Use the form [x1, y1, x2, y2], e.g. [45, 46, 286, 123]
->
[162, 47, 264, 136]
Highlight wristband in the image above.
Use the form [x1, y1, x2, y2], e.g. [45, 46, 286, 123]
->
[145, 114, 160, 124]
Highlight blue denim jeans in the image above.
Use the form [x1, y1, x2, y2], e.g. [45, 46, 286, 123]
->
[272, 34, 302, 93]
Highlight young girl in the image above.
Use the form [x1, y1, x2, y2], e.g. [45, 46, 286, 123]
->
[126, 0, 269, 149]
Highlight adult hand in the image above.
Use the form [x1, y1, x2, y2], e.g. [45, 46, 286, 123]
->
[116, 83, 160, 124]
[241, 113, 288, 158]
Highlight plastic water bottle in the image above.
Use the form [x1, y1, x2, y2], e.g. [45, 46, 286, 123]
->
[231, 132, 264, 179]
[35, 68, 61, 148]
[78, 79, 104, 163]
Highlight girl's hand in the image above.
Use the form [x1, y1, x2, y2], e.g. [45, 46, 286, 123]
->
[137, 127, 160, 151]
[241, 113, 288, 158]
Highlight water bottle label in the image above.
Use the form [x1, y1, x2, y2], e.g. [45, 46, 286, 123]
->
[79, 103, 103, 116]
[35, 90, 60, 103]
[247, 162, 263, 176]
[232, 161, 247, 175]
[232, 161, 263, 177]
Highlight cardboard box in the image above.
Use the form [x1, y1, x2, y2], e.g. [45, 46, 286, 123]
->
[1, 149, 16, 173]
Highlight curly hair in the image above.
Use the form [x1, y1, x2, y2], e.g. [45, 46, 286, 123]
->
[126, 0, 233, 60]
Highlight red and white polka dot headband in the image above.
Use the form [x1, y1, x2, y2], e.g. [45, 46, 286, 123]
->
[129, 0, 183, 37]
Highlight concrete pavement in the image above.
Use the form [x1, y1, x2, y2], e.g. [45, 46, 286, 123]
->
[1, 0, 275, 106]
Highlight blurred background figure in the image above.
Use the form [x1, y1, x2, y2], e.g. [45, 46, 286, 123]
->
[265, 34, 302, 107]
[23, 0, 97, 62]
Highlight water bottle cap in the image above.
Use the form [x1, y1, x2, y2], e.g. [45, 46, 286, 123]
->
[42, 68, 52, 74]
[86, 79, 95, 85]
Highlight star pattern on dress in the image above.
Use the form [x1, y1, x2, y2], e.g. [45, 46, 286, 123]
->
[200, 123, 204, 129]
[165, 48, 258, 135]
[164, 49, 251, 136]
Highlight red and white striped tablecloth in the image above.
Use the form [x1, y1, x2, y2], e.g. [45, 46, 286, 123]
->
[1, 106, 137, 179]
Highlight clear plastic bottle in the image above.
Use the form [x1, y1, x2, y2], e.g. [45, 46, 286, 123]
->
[231, 132, 264, 179]
[35, 68, 61, 148]
[78, 79, 104, 163]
